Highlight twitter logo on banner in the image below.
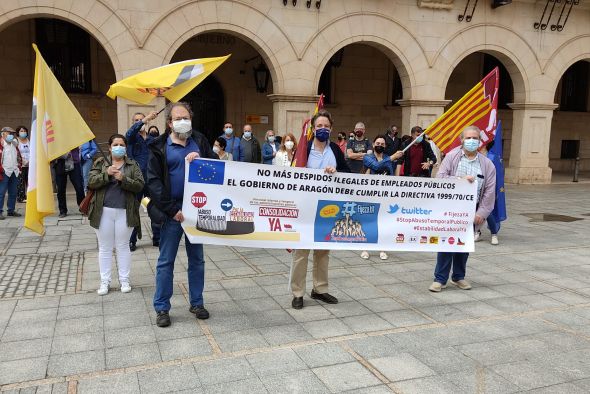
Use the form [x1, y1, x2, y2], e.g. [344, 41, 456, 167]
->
[188, 160, 225, 185]
[387, 204, 399, 214]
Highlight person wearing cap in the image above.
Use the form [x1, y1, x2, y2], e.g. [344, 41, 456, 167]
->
[401, 126, 437, 177]
[0, 127, 23, 219]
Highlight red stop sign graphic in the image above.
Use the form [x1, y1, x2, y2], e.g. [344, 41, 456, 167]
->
[191, 192, 207, 208]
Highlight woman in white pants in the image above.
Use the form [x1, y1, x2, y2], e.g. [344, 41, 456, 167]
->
[88, 134, 144, 295]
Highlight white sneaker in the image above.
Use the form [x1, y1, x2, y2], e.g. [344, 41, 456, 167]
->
[379, 252, 388, 260]
[474, 231, 481, 242]
[120, 281, 132, 293]
[491, 235, 499, 245]
[360, 251, 370, 259]
[97, 281, 109, 296]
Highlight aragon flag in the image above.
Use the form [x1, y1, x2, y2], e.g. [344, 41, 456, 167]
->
[25, 44, 95, 235]
[292, 94, 324, 168]
[427, 67, 499, 154]
[106, 55, 230, 105]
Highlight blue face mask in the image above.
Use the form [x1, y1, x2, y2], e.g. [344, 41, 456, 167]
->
[19, 132, 28, 139]
[5, 135, 14, 143]
[243, 131, 252, 139]
[415, 135, 423, 143]
[463, 139, 479, 152]
[111, 146, 126, 158]
[315, 128, 330, 142]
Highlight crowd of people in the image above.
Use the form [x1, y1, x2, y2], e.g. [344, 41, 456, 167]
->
[0, 103, 504, 328]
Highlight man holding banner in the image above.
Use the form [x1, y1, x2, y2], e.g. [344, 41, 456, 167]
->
[429, 126, 496, 293]
[146, 102, 216, 327]
[290, 109, 350, 310]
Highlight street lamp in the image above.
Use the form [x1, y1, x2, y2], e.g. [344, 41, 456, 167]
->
[253, 61, 270, 93]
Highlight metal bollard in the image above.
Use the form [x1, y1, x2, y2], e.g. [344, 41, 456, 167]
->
[573, 157, 580, 182]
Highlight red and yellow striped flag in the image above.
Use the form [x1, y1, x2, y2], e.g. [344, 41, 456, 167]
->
[293, 94, 325, 168]
[427, 68, 499, 154]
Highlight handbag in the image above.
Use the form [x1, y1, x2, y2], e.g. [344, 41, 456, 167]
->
[79, 189, 95, 216]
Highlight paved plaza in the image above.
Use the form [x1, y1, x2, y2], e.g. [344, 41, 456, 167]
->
[1, 183, 590, 393]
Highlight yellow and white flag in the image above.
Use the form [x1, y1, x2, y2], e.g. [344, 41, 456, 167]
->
[106, 55, 230, 104]
[25, 44, 95, 235]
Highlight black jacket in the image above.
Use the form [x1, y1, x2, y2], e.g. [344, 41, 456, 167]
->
[306, 140, 351, 173]
[146, 131, 216, 224]
[384, 134, 402, 156]
[401, 139, 437, 177]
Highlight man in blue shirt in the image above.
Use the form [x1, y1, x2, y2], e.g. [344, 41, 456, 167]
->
[126, 111, 159, 250]
[146, 102, 216, 328]
[291, 109, 350, 310]
[219, 121, 241, 161]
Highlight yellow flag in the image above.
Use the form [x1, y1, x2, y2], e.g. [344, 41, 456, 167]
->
[106, 55, 231, 105]
[25, 44, 95, 235]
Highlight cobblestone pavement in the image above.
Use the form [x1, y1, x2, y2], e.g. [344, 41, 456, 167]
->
[1, 184, 590, 393]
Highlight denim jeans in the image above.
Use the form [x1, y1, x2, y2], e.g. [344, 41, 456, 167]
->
[434, 252, 469, 284]
[486, 214, 499, 235]
[0, 172, 19, 214]
[153, 219, 205, 312]
[81, 159, 93, 193]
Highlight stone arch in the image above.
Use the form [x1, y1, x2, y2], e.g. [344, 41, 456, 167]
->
[143, 1, 297, 94]
[302, 12, 428, 99]
[543, 35, 590, 99]
[0, 1, 137, 77]
[432, 24, 536, 103]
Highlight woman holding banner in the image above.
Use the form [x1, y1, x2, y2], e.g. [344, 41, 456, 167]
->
[360, 135, 404, 260]
[88, 134, 144, 296]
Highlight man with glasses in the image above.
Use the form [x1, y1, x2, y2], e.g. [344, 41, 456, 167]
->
[146, 102, 216, 327]
[126, 111, 159, 250]
[429, 125, 496, 293]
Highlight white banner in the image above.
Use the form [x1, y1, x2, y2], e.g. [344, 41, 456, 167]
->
[181, 159, 477, 252]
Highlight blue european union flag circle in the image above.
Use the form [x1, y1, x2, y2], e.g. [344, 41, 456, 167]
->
[188, 160, 226, 185]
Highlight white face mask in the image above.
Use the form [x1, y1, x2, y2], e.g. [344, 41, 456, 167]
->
[172, 119, 192, 139]
[285, 141, 294, 150]
[213, 146, 220, 154]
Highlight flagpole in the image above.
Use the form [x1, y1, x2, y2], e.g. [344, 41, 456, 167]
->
[401, 130, 427, 153]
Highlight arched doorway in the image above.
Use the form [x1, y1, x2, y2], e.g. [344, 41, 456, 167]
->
[315, 43, 404, 137]
[445, 52, 514, 162]
[0, 17, 117, 142]
[181, 75, 225, 143]
[171, 32, 274, 143]
[551, 60, 590, 177]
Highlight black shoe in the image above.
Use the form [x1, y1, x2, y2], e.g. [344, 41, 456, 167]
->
[292, 297, 303, 309]
[152, 240, 160, 247]
[311, 290, 338, 304]
[189, 305, 210, 320]
[129, 242, 137, 252]
[7, 212, 21, 217]
[156, 311, 170, 327]
[58, 212, 67, 218]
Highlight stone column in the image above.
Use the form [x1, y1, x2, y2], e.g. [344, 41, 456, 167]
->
[396, 99, 451, 135]
[267, 94, 320, 135]
[505, 103, 558, 184]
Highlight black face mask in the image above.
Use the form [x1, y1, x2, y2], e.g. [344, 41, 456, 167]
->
[374, 146, 385, 154]
[149, 132, 159, 137]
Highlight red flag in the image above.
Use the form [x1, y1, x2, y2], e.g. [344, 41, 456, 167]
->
[428, 68, 499, 154]
[293, 94, 324, 167]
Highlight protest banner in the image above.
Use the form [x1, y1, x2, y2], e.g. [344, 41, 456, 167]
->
[181, 159, 477, 252]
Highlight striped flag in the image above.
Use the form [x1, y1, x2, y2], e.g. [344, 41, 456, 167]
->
[427, 67, 499, 154]
[293, 94, 324, 168]
[25, 44, 95, 234]
[106, 56, 230, 105]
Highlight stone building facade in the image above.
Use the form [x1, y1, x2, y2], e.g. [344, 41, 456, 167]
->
[0, 0, 589, 183]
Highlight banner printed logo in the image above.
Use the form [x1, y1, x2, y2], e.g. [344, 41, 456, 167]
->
[188, 160, 225, 185]
[314, 200, 380, 243]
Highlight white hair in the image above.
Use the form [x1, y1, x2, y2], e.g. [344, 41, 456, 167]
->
[461, 125, 481, 140]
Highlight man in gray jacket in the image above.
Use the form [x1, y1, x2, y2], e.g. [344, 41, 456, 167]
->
[429, 125, 496, 292]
